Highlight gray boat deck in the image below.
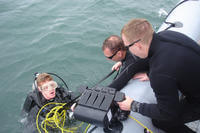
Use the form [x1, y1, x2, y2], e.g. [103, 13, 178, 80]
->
[186, 120, 200, 133]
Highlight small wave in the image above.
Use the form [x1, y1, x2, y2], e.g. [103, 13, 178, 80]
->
[158, 8, 168, 17]
[48, 22, 65, 30]
[19, 117, 27, 124]
[54, 17, 66, 23]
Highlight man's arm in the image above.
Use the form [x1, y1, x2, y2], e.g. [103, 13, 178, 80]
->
[22, 94, 34, 113]
[139, 74, 181, 120]
[108, 58, 149, 91]
[118, 74, 181, 121]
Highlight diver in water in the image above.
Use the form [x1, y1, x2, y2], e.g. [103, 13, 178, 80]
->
[22, 73, 75, 132]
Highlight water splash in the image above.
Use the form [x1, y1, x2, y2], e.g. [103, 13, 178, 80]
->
[158, 8, 168, 18]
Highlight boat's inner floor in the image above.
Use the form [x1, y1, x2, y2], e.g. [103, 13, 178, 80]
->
[186, 120, 200, 132]
[121, 80, 200, 133]
[88, 79, 200, 133]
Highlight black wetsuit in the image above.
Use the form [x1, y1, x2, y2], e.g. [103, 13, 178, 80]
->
[22, 87, 74, 133]
[120, 50, 139, 72]
[134, 31, 200, 133]
[107, 50, 149, 121]
[108, 50, 149, 90]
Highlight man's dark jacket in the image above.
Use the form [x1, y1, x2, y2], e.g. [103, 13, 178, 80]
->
[108, 50, 149, 90]
[139, 30, 200, 120]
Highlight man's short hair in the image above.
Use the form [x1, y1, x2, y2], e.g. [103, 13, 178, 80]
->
[102, 35, 126, 53]
[121, 18, 154, 45]
[36, 73, 53, 87]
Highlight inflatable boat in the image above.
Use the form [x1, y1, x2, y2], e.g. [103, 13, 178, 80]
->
[85, 0, 200, 133]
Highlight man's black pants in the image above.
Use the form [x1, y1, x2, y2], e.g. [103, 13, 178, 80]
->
[152, 99, 200, 133]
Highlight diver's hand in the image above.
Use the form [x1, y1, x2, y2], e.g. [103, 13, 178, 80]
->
[70, 103, 77, 112]
[112, 61, 122, 71]
[133, 72, 149, 81]
[117, 96, 133, 111]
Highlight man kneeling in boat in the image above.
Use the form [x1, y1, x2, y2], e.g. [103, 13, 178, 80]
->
[22, 73, 75, 132]
[102, 35, 149, 121]
[118, 18, 200, 133]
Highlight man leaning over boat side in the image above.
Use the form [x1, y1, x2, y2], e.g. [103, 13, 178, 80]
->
[102, 35, 149, 91]
[102, 35, 149, 121]
[117, 18, 200, 133]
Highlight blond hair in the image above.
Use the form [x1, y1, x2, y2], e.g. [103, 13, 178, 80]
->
[121, 18, 154, 45]
[36, 73, 53, 87]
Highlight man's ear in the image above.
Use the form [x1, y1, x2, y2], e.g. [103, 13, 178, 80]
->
[118, 50, 123, 57]
[135, 42, 143, 50]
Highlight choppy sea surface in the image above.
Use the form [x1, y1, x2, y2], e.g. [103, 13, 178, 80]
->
[0, 0, 178, 132]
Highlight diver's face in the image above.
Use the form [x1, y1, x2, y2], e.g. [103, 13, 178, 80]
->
[38, 80, 57, 100]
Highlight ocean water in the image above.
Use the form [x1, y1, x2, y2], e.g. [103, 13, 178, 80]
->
[0, 0, 178, 132]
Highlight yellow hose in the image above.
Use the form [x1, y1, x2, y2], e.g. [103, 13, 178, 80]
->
[36, 102, 153, 133]
[129, 115, 153, 133]
[36, 102, 85, 133]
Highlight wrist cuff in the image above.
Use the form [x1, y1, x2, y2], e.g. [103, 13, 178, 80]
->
[131, 100, 140, 112]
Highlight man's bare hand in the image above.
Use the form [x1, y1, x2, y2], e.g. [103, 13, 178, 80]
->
[133, 72, 149, 81]
[112, 61, 122, 71]
[117, 96, 133, 111]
